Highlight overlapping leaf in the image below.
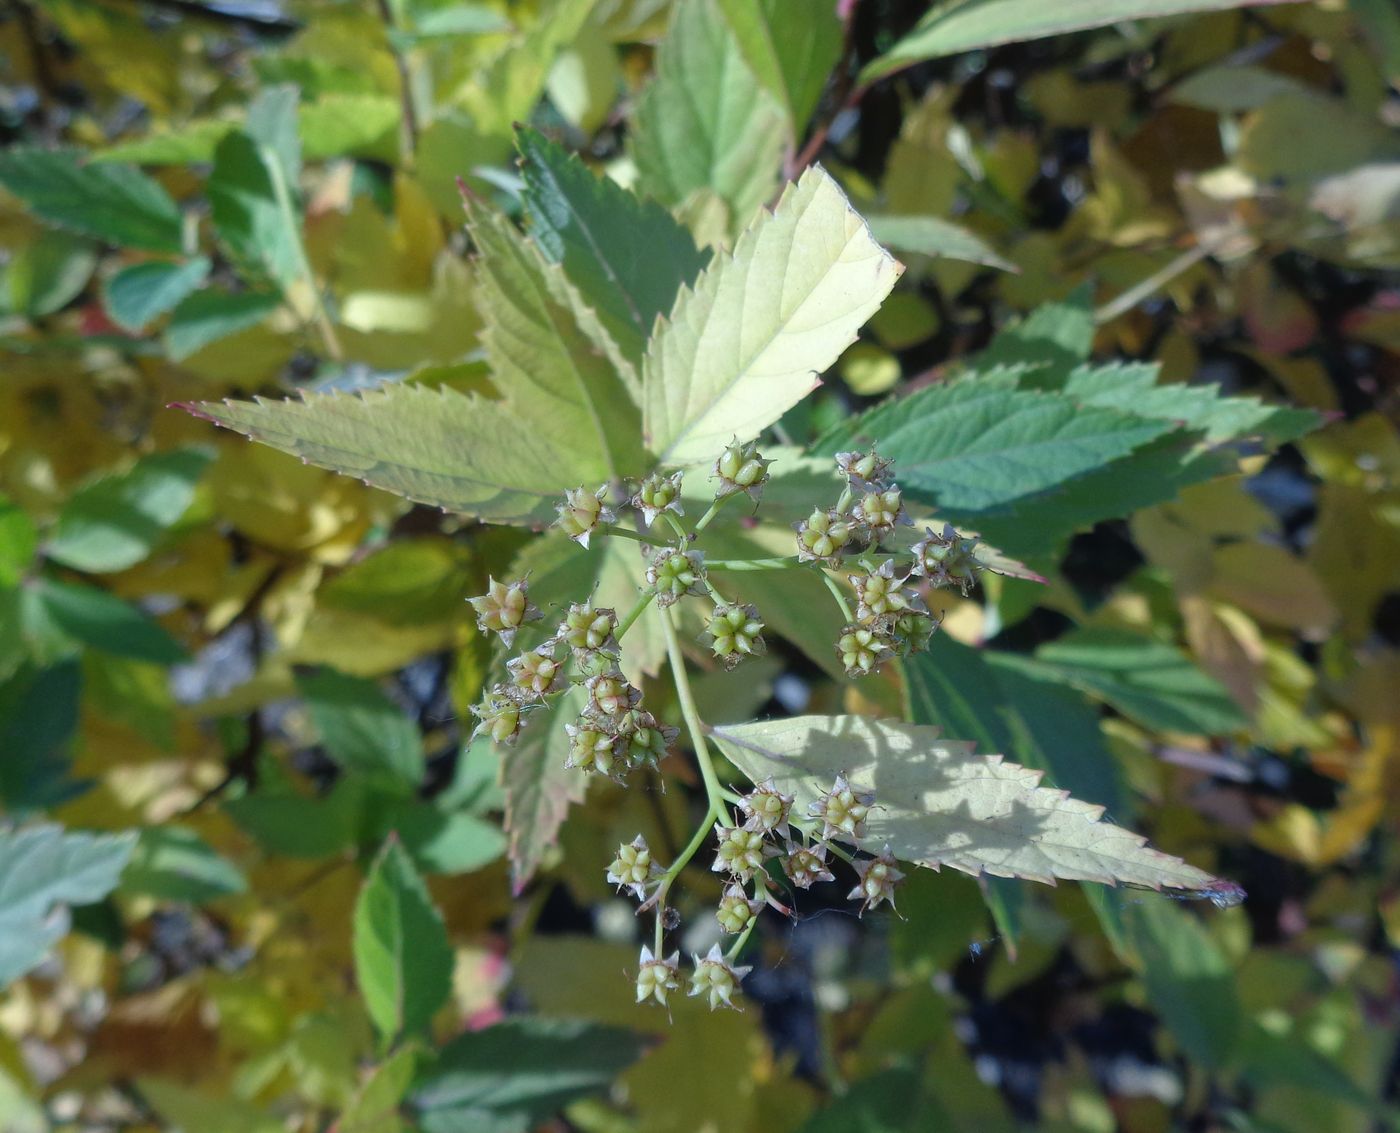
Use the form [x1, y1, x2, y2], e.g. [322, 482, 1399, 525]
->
[645, 165, 902, 465]
[715, 0, 843, 133]
[712, 715, 1237, 893]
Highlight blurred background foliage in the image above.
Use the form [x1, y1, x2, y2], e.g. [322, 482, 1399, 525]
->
[0, 0, 1398, 1130]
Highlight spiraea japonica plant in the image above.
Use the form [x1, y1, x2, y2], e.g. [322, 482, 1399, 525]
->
[183, 125, 1273, 1014]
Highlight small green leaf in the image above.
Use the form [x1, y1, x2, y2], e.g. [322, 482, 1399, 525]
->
[0, 824, 137, 988]
[0, 230, 98, 318]
[715, 0, 843, 132]
[0, 148, 183, 253]
[300, 95, 400, 161]
[517, 125, 709, 366]
[164, 288, 282, 360]
[630, 0, 787, 231]
[711, 715, 1235, 893]
[341, 1046, 419, 1133]
[860, 0, 1296, 83]
[37, 578, 187, 664]
[296, 667, 425, 793]
[976, 285, 1095, 380]
[867, 214, 1016, 272]
[225, 784, 362, 860]
[353, 838, 453, 1041]
[98, 119, 237, 165]
[817, 377, 1171, 513]
[382, 806, 506, 875]
[102, 257, 213, 332]
[1025, 626, 1250, 735]
[644, 165, 903, 465]
[246, 84, 301, 190]
[0, 662, 82, 809]
[0, 495, 38, 587]
[119, 826, 248, 903]
[181, 383, 603, 525]
[208, 131, 301, 290]
[412, 1018, 648, 1130]
[47, 447, 214, 573]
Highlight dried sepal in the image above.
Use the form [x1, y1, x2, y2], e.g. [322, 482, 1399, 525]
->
[851, 486, 910, 537]
[848, 846, 905, 913]
[836, 622, 895, 677]
[585, 670, 641, 718]
[564, 719, 623, 779]
[505, 647, 561, 699]
[836, 447, 893, 491]
[467, 576, 540, 646]
[716, 883, 764, 934]
[636, 946, 681, 1007]
[646, 545, 707, 606]
[711, 823, 766, 879]
[607, 835, 664, 900]
[911, 524, 983, 594]
[782, 842, 835, 889]
[705, 603, 766, 668]
[633, 471, 685, 526]
[738, 777, 793, 838]
[470, 690, 522, 745]
[810, 773, 876, 842]
[555, 484, 616, 548]
[557, 602, 619, 656]
[794, 507, 854, 565]
[688, 943, 752, 1011]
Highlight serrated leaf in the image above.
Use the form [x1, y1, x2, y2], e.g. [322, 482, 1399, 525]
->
[180, 383, 601, 525]
[296, 667, 426, 793]
[860, 0, 1295, 83]
[976, 285, 1095, 381]
[47, 447, 213, 573]
[818, 378, 1172, 513]
[412, 1018, 648, 1131]
[517, 125, 709, 366]
[1060, 362, 1320, 443]
[711, 715, 1234, 893]
[630, 0, 787, 231]
[208, 131, 301, 290]
[37, 578, 187, 664]
[497, 686, 587, 893]
[0, 148, 183, 253]
[164, 288, 282, 360]
[645, 165, 902, 465]
[119, 826, 248, 903]
[464, 197, 643, 478]
[714, 0, 843, 131]
[1024, 626, 1250, 735]
[102, 257, 212, 332]
[353, 839, 453, 1040]
[867, 214, 1016, 272]
[0, 824, 137, 988]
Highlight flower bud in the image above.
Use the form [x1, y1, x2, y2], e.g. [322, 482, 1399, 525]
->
[564, 720, 621, 778]
[714, 439, 771, 501]
[633, 471, 685, 526]
[618, 710, 677, 770]
[557, 602, 619, 655]
[890, 610, 937, 656]
[810, 773, 876, 841]
[506, 648, 561, 699]
[586, 671, 641, 718]
[836, 447, 893, 490]
[738, 777, 793, 837]
[848, 846, 905, 913]
[470, 691, 522, 745]
[607, 835, 663, 900]
[555, 485, 615, 549]
[794, 508, 853, 564]
[836, 623, 895, 677]
[716, 884, 764, 934]
[646, 545, 707, 607]
[636, 946, 681, 1007]
[711, 823, 766, 878]
[849, 560, 922, 621]
[911, 524, 983, 594]
[782, 842, 835, 889]
[688, 943, 751, 1011]
[706, 603, 766, 668]
[468, 577, 540, 646]
[852, 486, 908, 536]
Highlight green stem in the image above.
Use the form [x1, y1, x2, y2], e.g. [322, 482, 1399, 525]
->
[693, 493, 733, 534]
[724, 905, 760, 964]
[654, 810, 716, 951]
[822, 571, 855, 623]
[661, 511, 690, 543]
[602, 526, 667, 548]
[259, 143, 343, 362]
[661, 605, 727, 810]
[615, 590, 656, 642]
[706, 556, 800, 572]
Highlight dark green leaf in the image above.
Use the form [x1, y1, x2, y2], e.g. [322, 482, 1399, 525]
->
[119, 826, 248, 903]
[37, 578, 187, 664]
[207, 131, 301, 290]
[975, 284, 1095, 381]
[296, 668, 425, 793]
[413, 1018, 648, 1129]
[0, 661, 82, 809]
[715, 0, 843, 131]
[0, 148, 183, 252]
[48, 447, 214, 573]
[0, 824, 137, 988]
[353, 839, 453, 1040]
[1026, 626, 1250, 735]
[517, 125, 709, 365]
[817, 376, 1172, 513]
[224, 783, 363, 860]
[164, 288, 282, 360]
[102, 257, 212, 332]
